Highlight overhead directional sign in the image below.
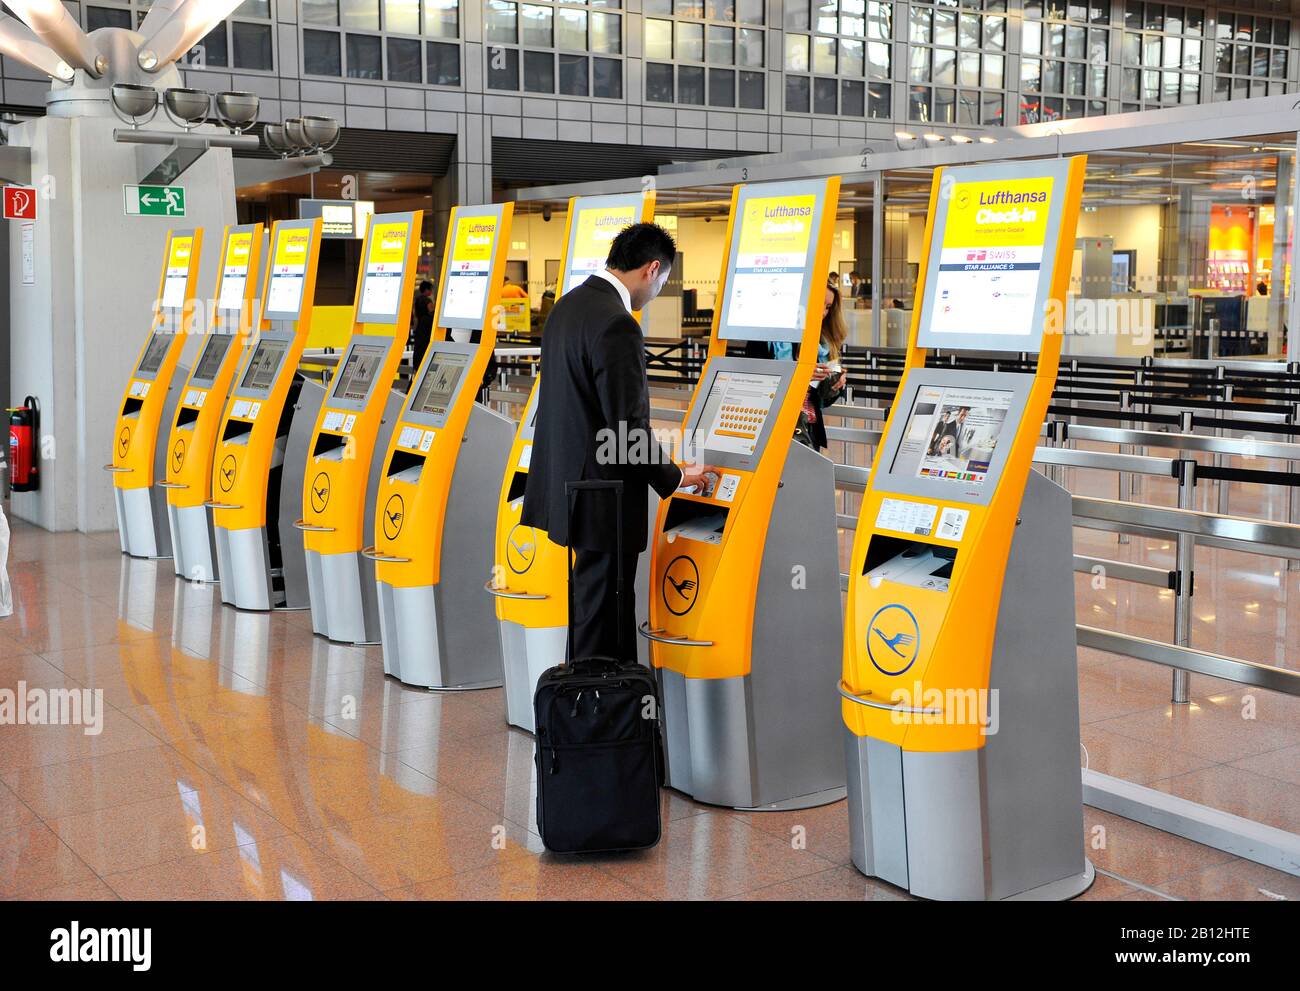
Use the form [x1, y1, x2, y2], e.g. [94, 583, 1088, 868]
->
[124, 184, 187, 217]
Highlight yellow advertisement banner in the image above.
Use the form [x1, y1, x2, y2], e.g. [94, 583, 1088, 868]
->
[224, 230, 254, 269]
[572, 205, 637, 265]
[452, 214, 498, 265]
[736, 194, 815, 261]
[167, 234, 194, 269]
[368, 221, 410, 266]
[274, 226, 311, 267]
[942, 177, 1055, 249]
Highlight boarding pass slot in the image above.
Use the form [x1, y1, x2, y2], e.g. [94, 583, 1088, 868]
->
[663, 497, 729, 545]
[175, 407, 200, 429]
[120, 398, 144, 418]
[312, 432, 348, 460]
[222, 419, 253, 444]
[386, 449, 426, 483]
[863, 535, 956, 593]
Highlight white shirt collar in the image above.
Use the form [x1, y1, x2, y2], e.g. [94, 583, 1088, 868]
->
[593, 269, 632, 314]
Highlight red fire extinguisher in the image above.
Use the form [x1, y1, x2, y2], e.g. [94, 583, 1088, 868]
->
[9, 396, 39, 492]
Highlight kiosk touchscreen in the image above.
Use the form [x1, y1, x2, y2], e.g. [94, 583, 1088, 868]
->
[841, 157, 1092, 900]
[107, 228, 204, 559]
[368, 203, 515, 688]
[161, 224, 265, 583]
[209, 218, 325, 612]
[641, 177, 846, 811]
[299, 211, 422, 645]
[487, 191, 657, 731]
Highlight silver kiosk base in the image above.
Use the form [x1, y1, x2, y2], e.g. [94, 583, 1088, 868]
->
[378, 403, 513, 688]
[306, 387, 402, 644]
[653, 441, 847, 811]
[114, 363, 187, 560]
[844, 471, 1094, 900]
[215, 376, 323, 611]
[167, 502, 219, 583]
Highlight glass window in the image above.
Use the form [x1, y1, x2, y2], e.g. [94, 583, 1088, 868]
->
[556, 8, 587, 50]
[677, 0, 704, 16]
[738, 0, 763, 23]
[986, 15, 1005, 50]
[559, 53, 589, 94]
[867, 40, 889, 77]
[868, 81, 890, 117]
[959, 50, 980, 87]
[739, 69, 765, 107]
[524, 49, 554, 91]
[982, 52, 1003, 88]
[647, 62, 674, 101]
[593, 56, 623, 98]
[813, 35, 836, 74]
[384, 0, 419, 34]
[591, 11, 620, 54]
[981, 91, 1002, 124]
[341, 0, 380, 31]
[387, 36, 421, 80]
[909, 45, 929, 83]
[86, 5, 132, 30]
[346, 33, 382, 78]
[909, 6, 931, 44]
[427, 0, 457, 38]
[814, 76, 838, 113]
[679, 22, 705, 62]
[303, 0, 340, 26]
[908, 84, 931, 121]
[710, 67, 735, 105]
[816, 0, 837, 34]
[786, 74, 811, 111]
[934, 86, 955, 123]
[785, 33, 809, 72]
[522, 5, 552, 47]
[842, 78, 865, 115]
[709, 25, 734, 64]
[427, 40, 460, 85]
[487, 44, 520, 88]
[232, 22, 272, 70]
[1022, 57, 1041, 90]
[194, 25, 228, 67]
[304, 29, 342, 75]
[486, 1, 517, 44]
[958, 12, 979, 48]
[934, 8, 956, 46]
[646, 19, 672, 60]
[785, 0, 810, 31]
[738, 27, 763, 67]
[841, 38, 864, 76]
[679, 64, 706, 103]
[933, 47, 956, 85]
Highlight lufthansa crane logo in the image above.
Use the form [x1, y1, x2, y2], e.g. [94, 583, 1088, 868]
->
[310, 472, 331, 514]
[117, 427, 131, 457]
[866, 604, 920, 676]
[662, 555, 700, 616]
[382, 493, 404, 540]
[505, 523, 537, 574]
[171, 438, 186, 472]
[218, 455, 237, 492]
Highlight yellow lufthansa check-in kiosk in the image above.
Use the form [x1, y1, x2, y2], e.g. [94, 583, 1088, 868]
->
[210, 218, 325, 611]
[841, 157, 1093, 900]
[108, 228, 204, 559]
[641, 178, 846, 810]
[299, 211, 422, 644]
[488, 191, 656, 731]
[161, 223, 265, 584]
[369, 203, 516, 688]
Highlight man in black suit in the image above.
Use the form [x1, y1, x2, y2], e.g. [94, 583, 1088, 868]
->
[522, 223, 718, 661]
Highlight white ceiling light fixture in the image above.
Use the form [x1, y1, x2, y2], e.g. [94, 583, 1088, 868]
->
[137, 0, 245, 72]
[978, 135, 997, 144]
[950, 134, 973, 144]
[6, 0, 105, 76]
[0, 13, 74, 80]
[923, 133, 945, 143]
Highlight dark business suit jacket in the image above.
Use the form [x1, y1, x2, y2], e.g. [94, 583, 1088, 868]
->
[521, 275, 682, 553]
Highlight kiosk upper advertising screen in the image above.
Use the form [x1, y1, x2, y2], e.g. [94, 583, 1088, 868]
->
[239, 339, 289, 392]
[331, 344, 387, 403]
[889, 385, 1014, 487]
[439, 213, 498, 326]
[410, 351, 471, 419]
[159, 234, 194, 311]
[265, 226, 312, 318]
[719, 181, 825, 343]
[359, 221, 410, 321]
[192, 334, 234, 384]
[136, 333, 172, 376]
[696, 370, 783, 458]
[564, 196, 641, 296]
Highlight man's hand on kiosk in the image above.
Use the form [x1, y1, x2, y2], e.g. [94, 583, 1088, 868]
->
[679, 463, 723, 497]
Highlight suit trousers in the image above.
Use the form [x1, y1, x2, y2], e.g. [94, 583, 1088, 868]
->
[569, 545, 639, 662]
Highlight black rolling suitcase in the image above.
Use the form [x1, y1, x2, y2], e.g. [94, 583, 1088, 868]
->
[533, 479, 663, 854]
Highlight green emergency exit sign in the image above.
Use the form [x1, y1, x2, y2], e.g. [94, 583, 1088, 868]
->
[124, 184, 186, 217]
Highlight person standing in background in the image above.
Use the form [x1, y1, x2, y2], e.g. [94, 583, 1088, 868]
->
[410, 279, 435, 383]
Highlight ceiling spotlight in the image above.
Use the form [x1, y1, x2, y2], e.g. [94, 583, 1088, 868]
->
[162, 87, 211, 131]
[951, 134, 973, 144]
[283, 117, 309, 153]
[978, 136, 998, 144]
[215, 91, 260, 134]
[894, 131, 914, 141]
[263, 123, 291, 157]
[923, 133, 944, 142]
[300, 115, 341, 153]
[109, 83, 158, 129]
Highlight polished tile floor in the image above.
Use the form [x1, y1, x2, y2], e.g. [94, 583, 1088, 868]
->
[0, 507, 1297, 900]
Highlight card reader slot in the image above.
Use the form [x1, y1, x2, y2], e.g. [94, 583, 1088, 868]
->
[222, 419, 253, 444]
[863, 535, 957, 593]
[387, 449, 425, 483]
[121, 397, 143, 418]
[662, 497, 729, 545]
[175, 406, 200, 429]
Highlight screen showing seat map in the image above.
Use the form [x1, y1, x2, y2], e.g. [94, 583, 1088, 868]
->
[410, 351, 472, 419]
[888, 385, 1014, 486]
[331, 343, 388, 403]
[239, 339, 289, 392]
[695, 370, 783, 458]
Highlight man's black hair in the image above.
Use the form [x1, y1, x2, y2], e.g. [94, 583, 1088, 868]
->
[419, 280, 433, 292]
[606, 222, 676, 273]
